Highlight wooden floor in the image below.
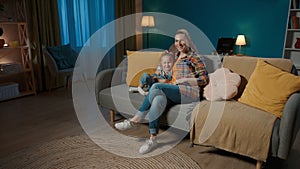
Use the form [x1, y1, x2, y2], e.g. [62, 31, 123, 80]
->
[0, 88, 299, 169]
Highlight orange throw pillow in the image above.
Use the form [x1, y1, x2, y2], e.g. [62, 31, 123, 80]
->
[238, 59, 300, 118]
[126, 50, 162, 86]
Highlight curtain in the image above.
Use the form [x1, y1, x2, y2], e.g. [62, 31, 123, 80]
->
[25, 0, 61, 91]
[115, 0, 139, 66]
[25, 0, 138, 91]
[57, 0, 115, 71]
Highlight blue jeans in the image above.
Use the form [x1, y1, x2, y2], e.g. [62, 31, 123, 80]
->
[136, 83, 199, 135]
[140, 73, 155, 90]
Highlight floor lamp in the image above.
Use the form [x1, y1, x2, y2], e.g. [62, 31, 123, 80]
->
[235, 35, 246, 56]
[141, 16, 155, 48]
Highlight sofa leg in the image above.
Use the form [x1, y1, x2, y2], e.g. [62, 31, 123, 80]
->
[109, 109, 115, 125]
[256, 161, 263, 169]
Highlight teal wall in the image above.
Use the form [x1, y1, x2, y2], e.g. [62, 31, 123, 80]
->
[143, 0, 290, 58]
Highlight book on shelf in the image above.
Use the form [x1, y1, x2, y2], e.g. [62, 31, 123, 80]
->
[291, 15, 299, 29]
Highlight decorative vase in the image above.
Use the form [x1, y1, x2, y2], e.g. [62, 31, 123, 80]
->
[295, 38, 300, 49]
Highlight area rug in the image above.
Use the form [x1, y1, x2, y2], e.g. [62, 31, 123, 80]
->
[0, 135, 201, 169]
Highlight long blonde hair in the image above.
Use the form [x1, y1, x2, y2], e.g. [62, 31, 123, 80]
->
[175, 29, 198, 53]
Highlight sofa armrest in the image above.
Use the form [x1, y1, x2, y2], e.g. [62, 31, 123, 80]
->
[278, 92, 300, 159]
[95, 68, 115, 104]
[95, 67, 126, 104]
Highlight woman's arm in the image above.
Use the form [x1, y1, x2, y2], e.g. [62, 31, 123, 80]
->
[175, 54, 208, 86]
[174, 77, 198, 86]
[191, 54, 209, 86]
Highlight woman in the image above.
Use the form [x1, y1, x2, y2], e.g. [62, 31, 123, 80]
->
[115, 29, 209, 154]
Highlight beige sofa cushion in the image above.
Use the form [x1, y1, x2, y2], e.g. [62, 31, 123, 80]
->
[190, 100, 277, 161]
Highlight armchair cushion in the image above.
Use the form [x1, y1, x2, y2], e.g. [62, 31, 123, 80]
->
[238, 59, 300, 118]
[47, 44, 78, 70]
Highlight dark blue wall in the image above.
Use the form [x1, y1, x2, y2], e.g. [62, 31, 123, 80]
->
[143, 0, 290, 58]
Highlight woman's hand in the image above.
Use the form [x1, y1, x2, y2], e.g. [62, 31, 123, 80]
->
[174, 78, 188, 85]
[174, 78, 198, 85]
[157, 79, 169, 83]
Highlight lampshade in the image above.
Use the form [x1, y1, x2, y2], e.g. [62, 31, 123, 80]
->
[235, 35, 246, 45]
[141, 16, 155, 27]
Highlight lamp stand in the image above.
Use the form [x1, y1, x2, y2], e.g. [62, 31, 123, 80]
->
[146, 28, 150, 48]
[237, 45, 243, 56]
[147, 30, 149, 48]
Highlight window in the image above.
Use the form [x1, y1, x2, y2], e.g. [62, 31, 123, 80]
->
[57, 0, 114, 49]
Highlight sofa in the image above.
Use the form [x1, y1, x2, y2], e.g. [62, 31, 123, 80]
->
[190, 56, 300, 168]
[96, 53, 222, 131]
[96, 54, 300, 169]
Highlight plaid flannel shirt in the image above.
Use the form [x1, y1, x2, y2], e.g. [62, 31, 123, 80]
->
[171, 49, 209, 98]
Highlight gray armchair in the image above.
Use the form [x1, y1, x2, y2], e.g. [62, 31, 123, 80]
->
[42, 48, 74, 91]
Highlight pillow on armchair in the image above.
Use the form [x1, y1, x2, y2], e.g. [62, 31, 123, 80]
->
[47, 44, 78, 70]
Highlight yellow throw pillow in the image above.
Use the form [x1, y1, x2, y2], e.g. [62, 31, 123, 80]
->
[238, 59, 300, 118]
[126, 50, 163, 86]
[126, 50, 135, 56]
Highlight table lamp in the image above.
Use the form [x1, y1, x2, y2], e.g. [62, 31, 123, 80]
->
[235, 35, 246, 56]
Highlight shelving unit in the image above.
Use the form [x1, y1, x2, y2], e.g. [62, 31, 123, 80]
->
[283, 0, 300, 74]
[0, 0, 35, 101]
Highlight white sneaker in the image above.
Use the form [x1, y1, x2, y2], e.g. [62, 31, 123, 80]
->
[129, 87, 139, 92]
[138, 86, 147, 96]
[139, 138, 158, 154]
[114, 119, 134, 130]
